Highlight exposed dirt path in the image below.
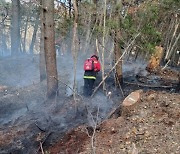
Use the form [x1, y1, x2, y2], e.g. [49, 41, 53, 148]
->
[47, 90, 180, 154]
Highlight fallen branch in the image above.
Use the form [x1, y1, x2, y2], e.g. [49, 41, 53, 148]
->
[40, 142, 44, 154]
[35, 123, 46, 132]
[36, 132, 52, 154]
[123, 81, 174, 88]
[91, 33, 141, 97]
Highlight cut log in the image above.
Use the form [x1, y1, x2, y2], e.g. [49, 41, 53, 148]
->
[106, 90, 143, 119]
[121, 90, 143, 117]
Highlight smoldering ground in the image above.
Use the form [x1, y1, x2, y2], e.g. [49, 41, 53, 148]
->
[1, 47, 177, 153]
[0, 50, 121, 153]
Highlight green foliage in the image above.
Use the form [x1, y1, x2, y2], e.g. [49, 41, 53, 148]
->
[142, 24, 161, 42]
[93, 25, 104, 36]
[52, 0, 179, 58]
[115, 3, 122, 11]
[123, 15, 133, 29]
[118, 1, 164, 54]
[121, 15, 137, 34]
[161, 0, 179, 8]
[147, 4, 159, 21]
[106, 19, 118, 29]
[144, 42, 156, 54]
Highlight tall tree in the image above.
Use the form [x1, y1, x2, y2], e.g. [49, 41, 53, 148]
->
[29, 10, 40, 54]
[72, 0, 79, 98]
[42, 0, 58, 98]
[0, 4, 8, 56]
[113, 0, 123, 84]
[39, 0, 46, 81]
[68, 0, 72, 18]
[114, 30, 123, 84]
[11, 0, 21, 56]
[102, 0, 107, 91]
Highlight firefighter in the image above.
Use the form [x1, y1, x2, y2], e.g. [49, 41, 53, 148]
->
[83, 55, 101, 96]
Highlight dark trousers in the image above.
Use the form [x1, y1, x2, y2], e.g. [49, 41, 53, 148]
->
[83, 79, 95, 96]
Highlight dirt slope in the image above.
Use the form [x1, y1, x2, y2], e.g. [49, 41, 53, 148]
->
[47, 90, 180, 154]
[0, 55, 179, 154]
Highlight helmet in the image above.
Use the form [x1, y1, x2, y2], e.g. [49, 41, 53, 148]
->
[91, 55, 99, 60]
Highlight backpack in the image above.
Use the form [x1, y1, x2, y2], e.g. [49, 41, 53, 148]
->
[84, 58, 94, 71]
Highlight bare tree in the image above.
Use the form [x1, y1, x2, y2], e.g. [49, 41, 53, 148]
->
[0, 5, 8, 56]
[11, 0, 21, 56]
[39, 0, 46, 81]
[72, 0, 79, 99]
[114, 29, 123, 84]
[22, 13, 30, 53]
[42, 0, 58, 98]
[114, 0, 123, 84]
[29, 10, 40, 54]
[102, 0, 107, 91]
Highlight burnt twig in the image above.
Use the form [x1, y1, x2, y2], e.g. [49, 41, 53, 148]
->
[35, 123, 46, 132]
[40, 141, 45, 154]
[36, 132, 52, 154]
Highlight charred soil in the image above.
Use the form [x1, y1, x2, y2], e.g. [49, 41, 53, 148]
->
[0, 55, 179, 154]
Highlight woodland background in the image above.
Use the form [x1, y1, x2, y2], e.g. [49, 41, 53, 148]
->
[0, 0, 179, 153]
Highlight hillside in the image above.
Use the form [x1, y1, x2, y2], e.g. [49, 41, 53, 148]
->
[0, 55, 179, 154]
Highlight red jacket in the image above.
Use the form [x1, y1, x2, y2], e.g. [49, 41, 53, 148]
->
[91, 57, 101, 72]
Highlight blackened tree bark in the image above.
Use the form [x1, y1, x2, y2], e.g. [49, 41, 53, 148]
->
[11, 0, 21, 56]
[68, 0, 72, 18]
[42, 0, 58, 98]
[39, 0, 46, 81]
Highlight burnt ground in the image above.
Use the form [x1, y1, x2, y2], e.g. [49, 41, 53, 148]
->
[0, 54, 179, 154]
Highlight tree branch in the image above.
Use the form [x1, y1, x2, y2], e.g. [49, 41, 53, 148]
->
[91, 33, 141, 97]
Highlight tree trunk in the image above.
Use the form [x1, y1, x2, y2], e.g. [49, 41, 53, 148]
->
[82, 13, 91, 53]
[11, 0, 21, 56]
[39, 0, 46, 82]
[113, 0, 123, 85]
[42, 0, 58, 98]
[29, 11, 40, 54]
[69, 0, 72, 18]
[72, 0, 79, 99]
[22, 15, 29, 53]
[0, 22, 8, 56]
[114, 30, 123, 84]
[101, 0, 107, 91]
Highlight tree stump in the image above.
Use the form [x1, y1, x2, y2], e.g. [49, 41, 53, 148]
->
[121, 90, 143, 117]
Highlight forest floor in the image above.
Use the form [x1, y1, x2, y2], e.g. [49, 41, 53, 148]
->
[0, 54, 179, 154]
